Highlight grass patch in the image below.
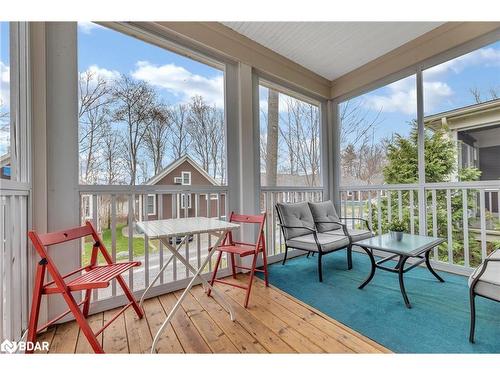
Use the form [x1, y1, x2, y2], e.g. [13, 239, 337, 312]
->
[82, 224, 157, 265]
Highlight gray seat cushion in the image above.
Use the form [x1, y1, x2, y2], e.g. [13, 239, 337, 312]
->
[287, 233, 349, 252]
[325, 228, 373, 242]
[469, 249, 500, 301]
[276, 202, 315, 240]
[308, 200, 341, 232]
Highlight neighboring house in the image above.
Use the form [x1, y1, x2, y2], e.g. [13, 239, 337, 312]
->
[141, 155, 226, 220]
[425, 98, 500, 213]
[0, 153, 11, 179]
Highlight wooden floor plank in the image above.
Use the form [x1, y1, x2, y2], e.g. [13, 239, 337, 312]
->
[143, 297, 183, 354]
[49, 320, 79, 354]
[173, 290, 239, 353]
[190, 286, 268, 353]
[223, 285, 325, 353]
[226, 276, 355, 353]
[158, 293, 211, 353]
[103, 307, 128, 353]
[247, 275, 390, 353]
[45, 276, 388, 354]
[124, 304, 152, 353]
[206, 285, 295, 353]
[75, 312, 104, 354]
[34, 327, 56, 354]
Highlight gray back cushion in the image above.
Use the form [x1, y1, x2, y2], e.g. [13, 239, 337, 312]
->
[276, 202, 315, 240]
[308, 200, 341, 232]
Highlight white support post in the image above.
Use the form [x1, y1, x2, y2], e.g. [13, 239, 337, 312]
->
[416, 69, 427, 236]
[329, 100, 340, 210]
[238, 64, 259, 225]
[44, 22, 80, 321]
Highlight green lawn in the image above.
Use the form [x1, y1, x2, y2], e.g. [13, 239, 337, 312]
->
[82, 224, 157, 265]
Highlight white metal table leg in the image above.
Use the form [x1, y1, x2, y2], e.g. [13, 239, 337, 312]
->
[139, 235, 188, 308]
[150, 230, 234, 353]
[162, 230, 235, 322]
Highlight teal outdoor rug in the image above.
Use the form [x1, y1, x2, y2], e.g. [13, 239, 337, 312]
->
[259, 251, 500, 353]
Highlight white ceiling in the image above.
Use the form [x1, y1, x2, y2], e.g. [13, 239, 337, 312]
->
[222, 22, 444, 80]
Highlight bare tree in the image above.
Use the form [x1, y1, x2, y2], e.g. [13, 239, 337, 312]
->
[265, 89, 279, 186]
[339, 99, 381, 149]
[470, 86, 499, 103]
[143, 103, 170, 175]
[112, 75, 159, 185]
[187, 96, 225, 181]
[279, 97, 321, 186]
[100, 125, 126, 185]
[78, 71, 114, 184]
[169, 103, 191, 159]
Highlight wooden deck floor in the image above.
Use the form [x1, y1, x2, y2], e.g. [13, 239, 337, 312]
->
[36, 275, 390, 354]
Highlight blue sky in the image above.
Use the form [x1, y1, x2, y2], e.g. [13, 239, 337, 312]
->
[342, 40, 500, 144]
[78, 22, 224, 108]
[0, 22, 498, 157]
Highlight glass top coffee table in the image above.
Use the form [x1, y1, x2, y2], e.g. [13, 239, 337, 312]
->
[353, 233, 445, 308]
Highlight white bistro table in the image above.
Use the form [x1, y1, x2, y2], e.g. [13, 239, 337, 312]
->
[136, 217, 240, 353]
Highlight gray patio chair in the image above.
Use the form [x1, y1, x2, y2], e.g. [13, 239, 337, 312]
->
[308, 200, 374, 270]
[275, 202, 350, 282]
[468, 248, 500, 343]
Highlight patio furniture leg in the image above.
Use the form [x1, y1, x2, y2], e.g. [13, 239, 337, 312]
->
[26, 260, 46, 353]
[306, 252, 310, 258]
[358, 246, 376, 289]
[139, 253, 175, 308]
[398, 256, 411, 308]
[347, 244, 353, 270]
[469, 291, 476, 343]
[115, 274, 144, 318]
[151, 230, 233, 353]
[230, 253, 237, 278]
[282, 246, 289, 265]
[425, 249, 444, 282]
[261, 242, 269, 287]
[82, 289, 92, 317]
[207, 250, 223, 297]
[318, 252, 323, 282]
[244, 253, 258, 308]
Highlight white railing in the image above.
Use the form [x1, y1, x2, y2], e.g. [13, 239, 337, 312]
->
[78, 185, 230, 311]
[340, 181, 500, 273]
[0, 187, 30, 342]
[260, 186, 324, 261]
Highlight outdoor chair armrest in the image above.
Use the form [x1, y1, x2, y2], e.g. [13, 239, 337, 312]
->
[470, 255, 500, 291]
[314, 220, 349, 237]
[278, 224, 323, 252]
[339, 217, 373, 232]
[277, 223, 317, 233]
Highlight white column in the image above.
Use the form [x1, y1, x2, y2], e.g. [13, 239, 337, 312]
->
[329, 100, 341, 209]
[416, 69, 427, 235]
[45, 22, 80, 320]
[30, 22, 49, 326]
[237, 63, 260, 218]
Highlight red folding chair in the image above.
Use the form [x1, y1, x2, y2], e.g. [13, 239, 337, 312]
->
[208, 212, 269, 308]
[26, 220, 143, 354]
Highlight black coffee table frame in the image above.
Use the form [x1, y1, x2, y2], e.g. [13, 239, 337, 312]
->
[355, 235, 445, 308]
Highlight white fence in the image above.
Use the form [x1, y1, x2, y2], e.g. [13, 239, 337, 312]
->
[0, 188, 30, 342]
[340, 181, 500, 273]
[78, 185, 231, 312]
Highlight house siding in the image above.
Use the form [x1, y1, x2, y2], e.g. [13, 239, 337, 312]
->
[146, 160, 226, 220]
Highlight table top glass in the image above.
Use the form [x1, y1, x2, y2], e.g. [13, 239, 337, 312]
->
[353, 233, 444, 256]
[136, 217, 240, 239]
